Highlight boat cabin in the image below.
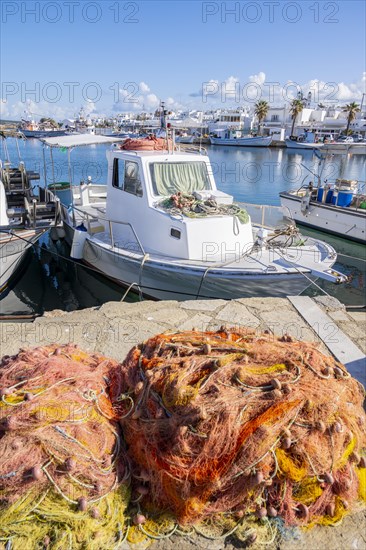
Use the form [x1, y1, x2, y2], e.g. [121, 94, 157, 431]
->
[80, 148, 254, 261]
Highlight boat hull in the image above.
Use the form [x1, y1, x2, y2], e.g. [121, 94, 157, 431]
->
[0, 229, 45, 294]
[64, 222, 319, 301]
[319, 143, 366, 155]
[21, 130, 68, 138]
[285, 139, 323, 150]
[280, 193, 366, 243]
[210, 136, 273, 147]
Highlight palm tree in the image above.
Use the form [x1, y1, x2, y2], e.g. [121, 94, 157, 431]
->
[289, 99, 304, 137]
[254, 100, 269, 135]
[343, 102, 361, 135]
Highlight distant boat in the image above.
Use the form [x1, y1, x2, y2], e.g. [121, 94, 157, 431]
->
[319, 141, 366, 155]
[285, 138, 324, 150]
[285, 132, 325, 150]
[18, 116, 68, 138]
[210, 130, 273, 147]
[175, 134, 195, 144]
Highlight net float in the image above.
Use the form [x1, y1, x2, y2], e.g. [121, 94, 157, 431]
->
[297, 503, 309, 521]
[90, 507, 100, 519]
[134, 381, 144, 394]
[65, 458, 76, 472]
[31, 465, 43, 480]
[255, 507, 267, 519]
[315, 420, 326, 433]
[323, 472, 334, 484]
[254, 470, 264, 485]
[136, 485, 149, 496]
[282, 437, 292, 450]
[139, 469, 150, 481]
[133, 514, 146, 525]
[78, 497, 88, 512]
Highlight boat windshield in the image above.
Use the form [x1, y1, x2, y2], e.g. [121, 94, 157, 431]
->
[149, 161, 212, 196]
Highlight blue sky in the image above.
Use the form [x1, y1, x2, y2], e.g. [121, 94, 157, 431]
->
[1, 0, 365, 119]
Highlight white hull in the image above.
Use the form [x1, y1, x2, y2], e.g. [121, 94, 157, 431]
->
[319, 143, 366, 155]
[0, 229, 45, 293]
[285, 139, 323, 150]
[210, 136, 273, 147]
[280, 193, 366, 243]
[21, 129, 67, 138]
[63, 222, 341, 301]
[175, 136, 195, 144]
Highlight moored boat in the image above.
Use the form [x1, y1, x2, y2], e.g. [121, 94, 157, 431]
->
[210, 129, 273, 147]
[41, 134, 348, 300]
[0, 135, 61, 294]
[285, 138, 324, 150]
[280, 179, 366, 243]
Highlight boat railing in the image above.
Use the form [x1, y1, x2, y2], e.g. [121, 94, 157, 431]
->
[69, 204, 146, 255]
[236, 201, 294, 229]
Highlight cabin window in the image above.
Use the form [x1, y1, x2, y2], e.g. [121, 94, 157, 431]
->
[112, 158, 125, 189]
[124, 161, 143, 197]
[112, 159, 143, 197]
[149, 162, 211, 196]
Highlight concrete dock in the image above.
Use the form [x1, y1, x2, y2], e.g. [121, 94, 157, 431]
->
[0, 295, 365, 549]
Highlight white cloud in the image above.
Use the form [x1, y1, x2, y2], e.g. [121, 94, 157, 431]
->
[139, 82, 150, 93]
[144, 93, 160, 109]
[249, 71, 266, 86]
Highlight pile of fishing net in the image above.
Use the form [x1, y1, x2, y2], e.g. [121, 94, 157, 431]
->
[0, 345, 130, 550]
[118, 328, 366, 543]
[0, 330, 365, 548]
[120, 135, 176, 151]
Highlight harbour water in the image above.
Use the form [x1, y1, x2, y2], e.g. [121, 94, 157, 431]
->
[1, 138, 365, 317]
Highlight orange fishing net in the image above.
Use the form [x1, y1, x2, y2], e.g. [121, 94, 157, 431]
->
[0, 330, 365, 549]
[117, 328, 366, 528]
[0, 345, 129, 549]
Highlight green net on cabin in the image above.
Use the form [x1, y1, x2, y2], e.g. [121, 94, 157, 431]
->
[158, 193, 250, 223]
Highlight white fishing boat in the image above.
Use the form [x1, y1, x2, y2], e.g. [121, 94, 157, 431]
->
[18, 113, 67, 138]
[0, 135, 61, 294]
[285, 133, 324, 150]
[210, 129, 273, 147]
[40, 133, 348, 300]
[175, 134, 196, 144]
[280, 175, 366, 244]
